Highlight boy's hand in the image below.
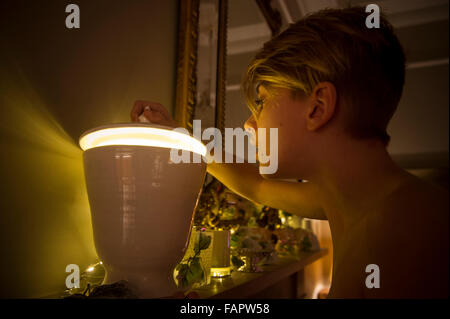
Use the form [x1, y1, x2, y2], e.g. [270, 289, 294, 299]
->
[131, 100, 178, 127]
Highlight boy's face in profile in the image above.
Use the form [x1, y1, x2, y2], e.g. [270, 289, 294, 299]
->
[245, 85, 316, 180]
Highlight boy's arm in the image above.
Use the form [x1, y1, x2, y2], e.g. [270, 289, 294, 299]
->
[131, 100, 326, 220]
[208, 160, 327, 220]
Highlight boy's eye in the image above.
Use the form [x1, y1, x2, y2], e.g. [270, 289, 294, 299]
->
[254, 98, 265, 113]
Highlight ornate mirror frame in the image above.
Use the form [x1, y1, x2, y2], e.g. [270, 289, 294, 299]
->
[174, 0, 280, 134]
[174, 0, 228, 136]
[174, 0, 199, 133]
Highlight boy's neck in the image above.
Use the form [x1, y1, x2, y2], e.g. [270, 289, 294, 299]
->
[310, 137, 407, 242]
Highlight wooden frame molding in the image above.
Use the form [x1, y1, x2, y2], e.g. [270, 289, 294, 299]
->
[215, 0, 228, 137]
[174, 0, 200, 133]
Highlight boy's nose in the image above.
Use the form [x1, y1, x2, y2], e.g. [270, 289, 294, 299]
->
[244, 115, 258, 147]
[244, 115, 257, 132]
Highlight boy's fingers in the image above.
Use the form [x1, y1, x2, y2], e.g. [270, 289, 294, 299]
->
[131, 101, 146, 122]
[131, 101, 172, 123]
[144, 109, 165, 123]
[144, 102, 171, 118]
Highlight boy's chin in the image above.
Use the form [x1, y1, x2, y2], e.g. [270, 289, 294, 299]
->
[259, 164, 301, 181]
[260, 173, 278, 180]
[259, 166, 285, 180]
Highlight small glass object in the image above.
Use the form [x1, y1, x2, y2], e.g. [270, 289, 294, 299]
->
[62, 261, 105, 297]
[210, 229, 231, 277]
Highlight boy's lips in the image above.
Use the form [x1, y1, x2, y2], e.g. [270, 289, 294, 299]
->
[246, 127, 257, 146]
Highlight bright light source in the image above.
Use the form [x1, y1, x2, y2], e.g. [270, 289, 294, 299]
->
[210, 267, 231, 278]
[86, 266, 95, 272]
[79, 124, 206, 156]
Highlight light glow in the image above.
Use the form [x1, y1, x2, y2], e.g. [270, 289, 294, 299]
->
[210, 267, 231, 278]
[79, 124, 207, 156]
[312, 283, 330, 299]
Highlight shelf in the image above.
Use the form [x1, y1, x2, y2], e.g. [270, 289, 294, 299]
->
[193, 248, 328, 299]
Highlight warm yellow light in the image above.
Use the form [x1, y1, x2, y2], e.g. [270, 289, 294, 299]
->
[79, 124, 206, 156]
[210, 267, 231, 277]
[86, 266, 95, 272]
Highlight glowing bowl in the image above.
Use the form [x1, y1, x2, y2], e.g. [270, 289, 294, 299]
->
[80, 123, 206, 298]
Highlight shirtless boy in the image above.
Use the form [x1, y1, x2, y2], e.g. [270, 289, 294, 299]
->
[131, 7, 448, 298]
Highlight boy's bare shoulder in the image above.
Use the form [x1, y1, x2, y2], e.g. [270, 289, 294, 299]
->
[365, 172, 448, 241]
[381, 171, 448, 240]
[364, 173, 449, 298]
[382, 173, 448, 250]
[385, 173, 448, 227]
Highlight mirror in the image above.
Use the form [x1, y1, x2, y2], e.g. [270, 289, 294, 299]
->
[174, 0, 287, 227]
[196, 0, 220, 130]
[174, 0, 227, 134]
[174, 0, 285, 133]
[225, 0, 275, 131]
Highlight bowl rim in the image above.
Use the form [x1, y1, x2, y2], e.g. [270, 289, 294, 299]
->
[78, 122, 206, 155]
[79, 122, 179, 141]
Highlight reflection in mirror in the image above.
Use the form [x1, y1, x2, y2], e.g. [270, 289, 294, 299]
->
[196, 0, 219, 129]
[225, 0, 272, 131]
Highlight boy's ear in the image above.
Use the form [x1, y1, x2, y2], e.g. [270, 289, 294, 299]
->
[305, 82, 337, 131]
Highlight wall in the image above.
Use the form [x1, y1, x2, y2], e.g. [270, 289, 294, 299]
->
[0, 0, 178, 297]
[387, 19, 449, 164]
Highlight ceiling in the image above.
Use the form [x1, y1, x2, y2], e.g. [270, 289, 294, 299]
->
[227, 0, 449, 87]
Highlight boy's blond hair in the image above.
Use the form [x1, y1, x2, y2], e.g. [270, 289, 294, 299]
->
[243, 6, 406, 145]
